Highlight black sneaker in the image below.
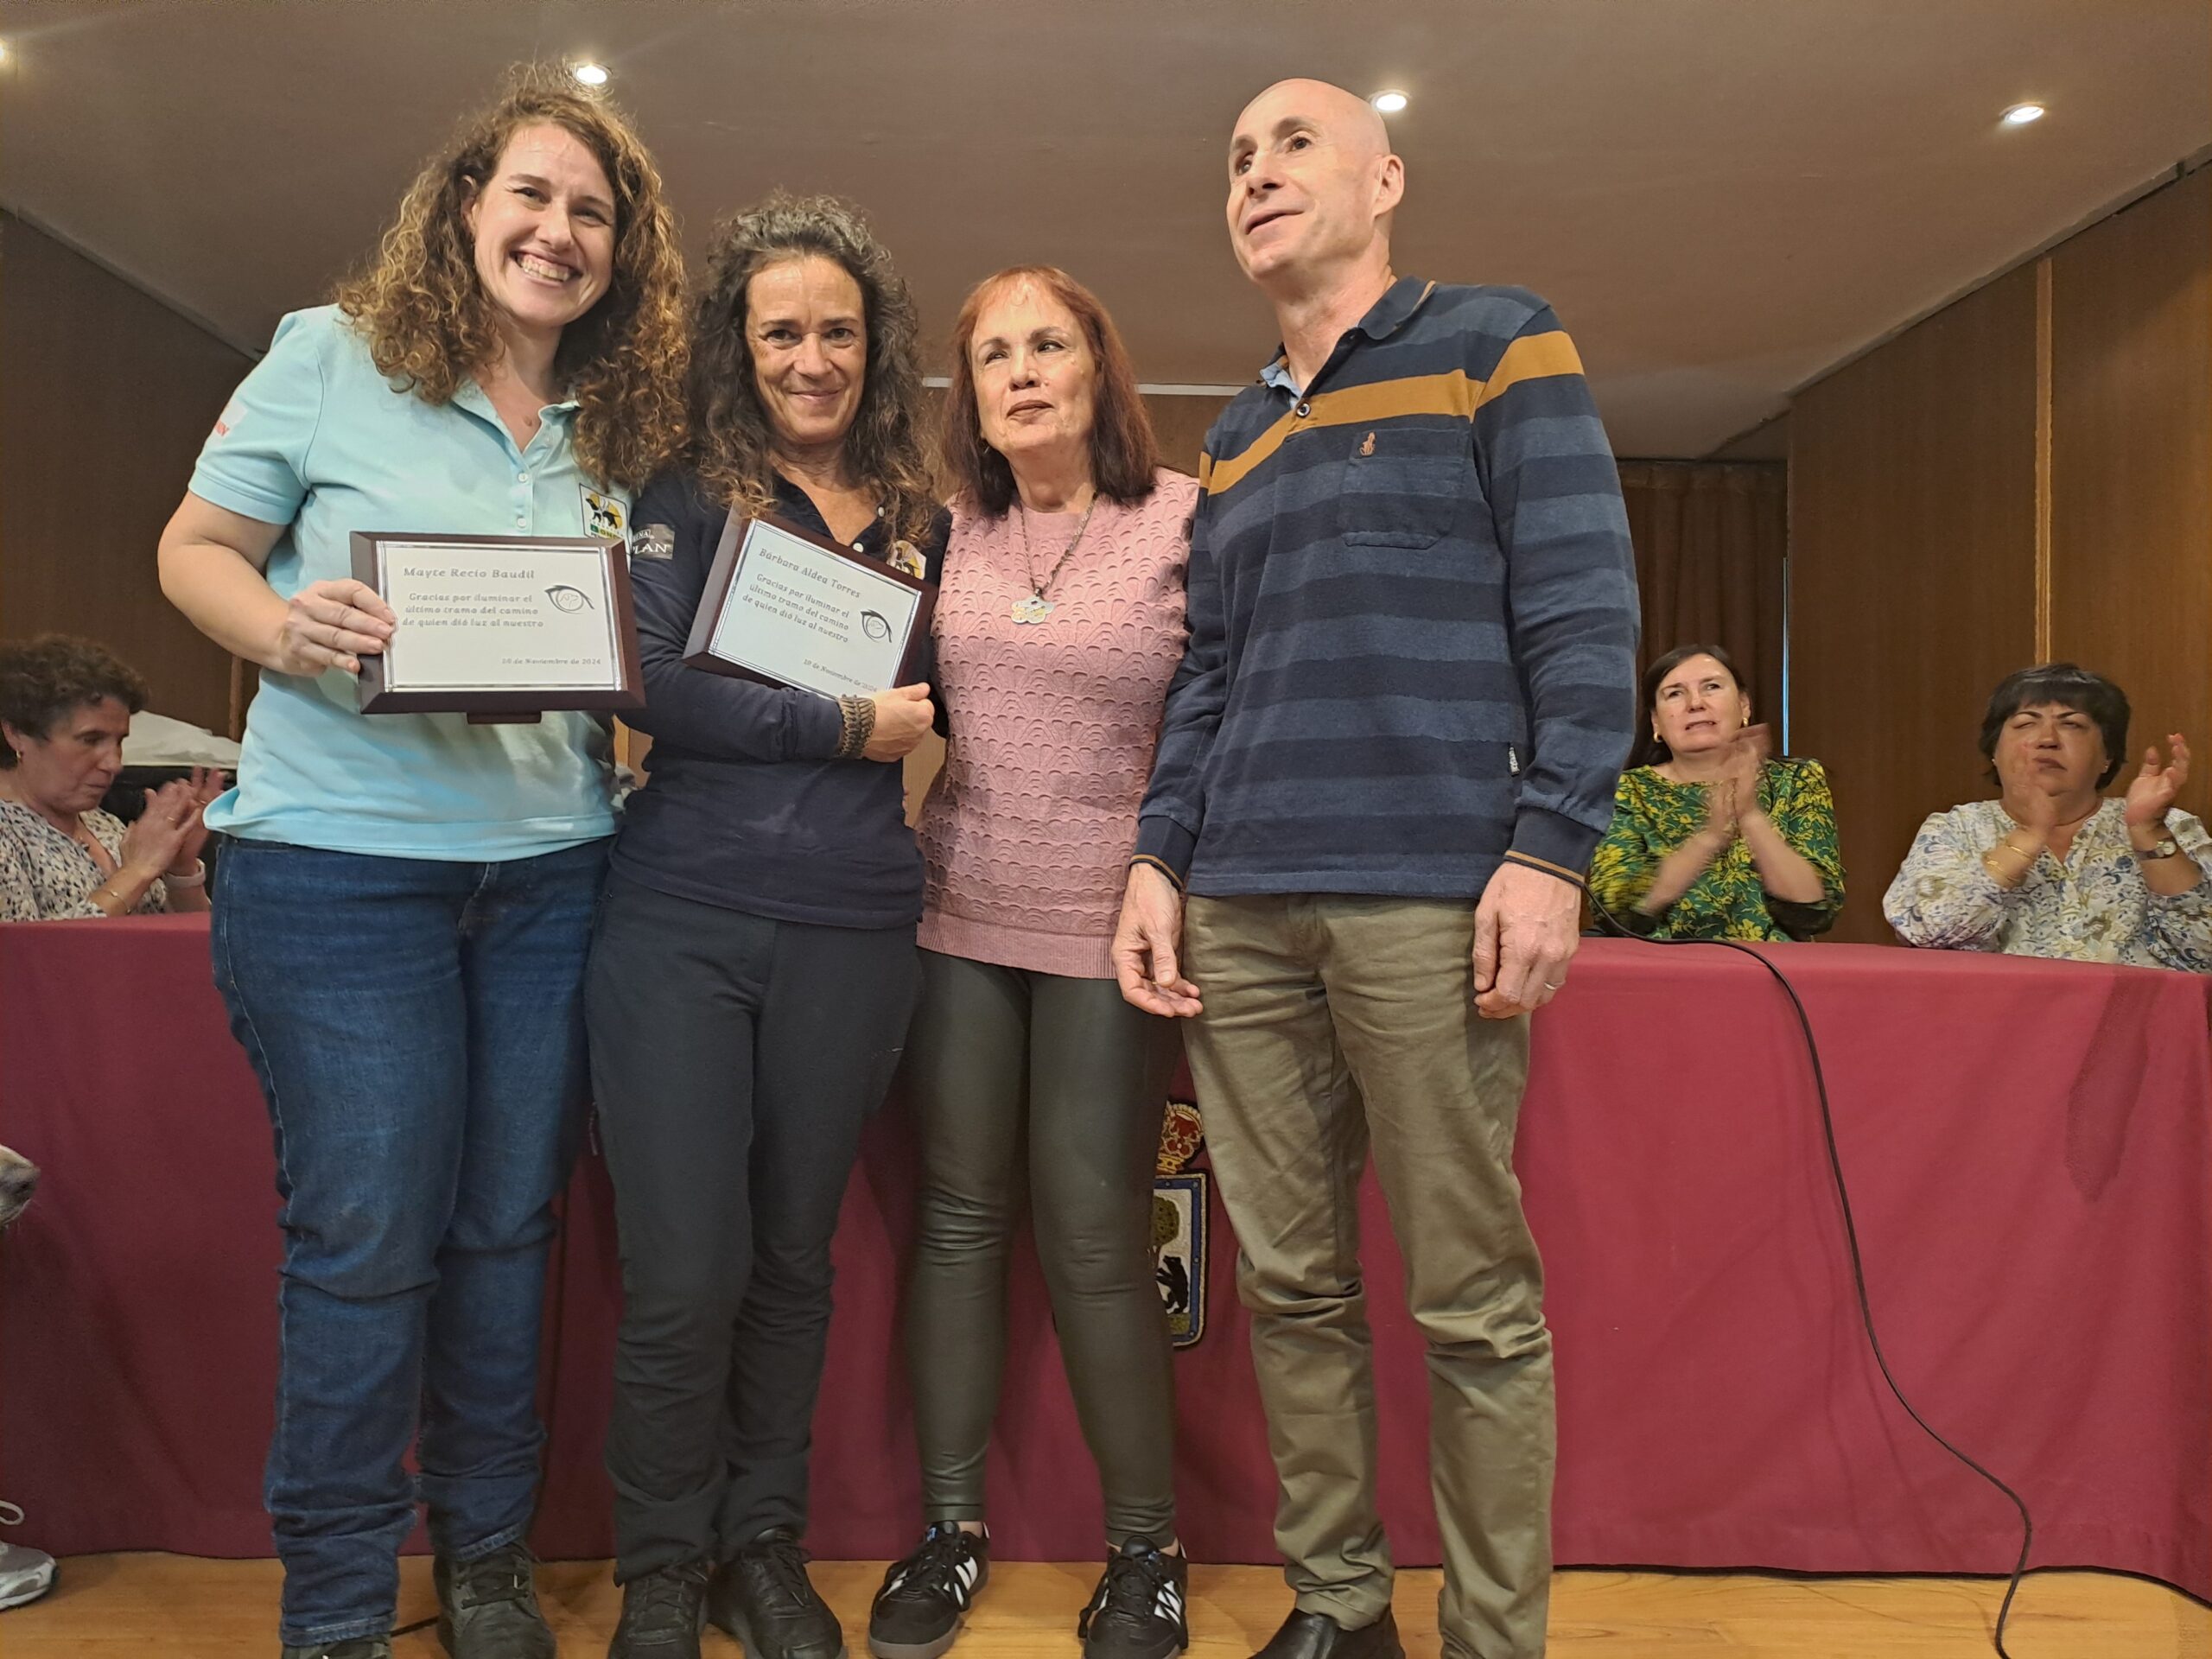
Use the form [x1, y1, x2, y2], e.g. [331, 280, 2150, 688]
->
[708, 1526, 847, 1659]
[1077, 1538, 1188, 1659]
[279, 1643, 392, 1659]
[435, 1541, 556, 1659]
[868, 1523, 990, 1659]
[607, 1560, 710, 1659]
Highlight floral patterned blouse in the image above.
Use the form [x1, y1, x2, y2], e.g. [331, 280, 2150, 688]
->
[1589, 759, 1846, 942]
[1883, 797, 2212, 970]
[0, 799, 169, 922]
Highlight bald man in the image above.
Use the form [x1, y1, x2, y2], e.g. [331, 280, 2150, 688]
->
[1113, 80, 1640, 1659]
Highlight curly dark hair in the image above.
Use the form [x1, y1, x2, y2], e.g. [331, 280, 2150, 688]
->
[939, 265, 1162, 517]
[1979, 662, 2130, 789]
[0, 635, 149, 767]
[331, 62, 689, 491]
[687, 192, 938, 544]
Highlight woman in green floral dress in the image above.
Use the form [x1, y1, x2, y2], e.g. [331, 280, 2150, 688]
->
[1589, 644, 1844, 941]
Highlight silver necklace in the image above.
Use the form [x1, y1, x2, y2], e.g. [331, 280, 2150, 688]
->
[1012, 493, 1098, 624]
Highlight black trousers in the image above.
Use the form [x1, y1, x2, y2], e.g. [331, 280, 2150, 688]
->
[585, 875, 920, 1580]
[903, 950, 1181, 1545]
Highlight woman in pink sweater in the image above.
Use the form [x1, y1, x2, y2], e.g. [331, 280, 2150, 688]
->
[868, 269, 1194, 1659]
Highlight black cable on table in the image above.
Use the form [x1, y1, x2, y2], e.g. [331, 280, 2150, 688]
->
[1586, 897, 2035, 1658]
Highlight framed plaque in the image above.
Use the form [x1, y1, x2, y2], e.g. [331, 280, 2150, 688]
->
[349, 532, 645, 716]
[683, 514, 934, 699]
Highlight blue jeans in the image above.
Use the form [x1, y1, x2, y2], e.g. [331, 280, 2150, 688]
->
[212, 836, 608, 1646]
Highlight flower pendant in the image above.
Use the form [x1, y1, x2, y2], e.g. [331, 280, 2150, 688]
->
[1011, 593, 1055, 625]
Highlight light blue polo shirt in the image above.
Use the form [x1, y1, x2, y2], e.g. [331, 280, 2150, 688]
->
[191, 306, 627, 861]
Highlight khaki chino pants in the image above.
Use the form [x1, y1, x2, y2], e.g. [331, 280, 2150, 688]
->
[1182, 893, 1554, 1659]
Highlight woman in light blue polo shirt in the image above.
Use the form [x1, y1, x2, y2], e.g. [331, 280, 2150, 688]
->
[156, 69, 686, 1659]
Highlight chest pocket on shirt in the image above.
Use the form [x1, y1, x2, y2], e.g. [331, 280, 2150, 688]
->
[1336, 422, 1473, 549]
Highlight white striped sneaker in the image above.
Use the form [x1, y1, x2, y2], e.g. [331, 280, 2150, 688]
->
[0, 1502, 56, 1611]
[868, 1523, 988, 1659]
[1077, 1537, 1188, 1659]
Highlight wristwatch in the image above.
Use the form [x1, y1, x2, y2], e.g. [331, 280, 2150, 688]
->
[2136, 834, 2182, 861]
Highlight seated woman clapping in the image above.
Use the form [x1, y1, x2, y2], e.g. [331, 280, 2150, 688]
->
[1589, 644, 1843, 940]
[0, 635, 220, 921]
[1884, 663, 2211, 968]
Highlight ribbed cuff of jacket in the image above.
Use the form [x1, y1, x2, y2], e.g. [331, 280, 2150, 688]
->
[1503, 807, 1600, 888]
[1131, 816, 1196, 888]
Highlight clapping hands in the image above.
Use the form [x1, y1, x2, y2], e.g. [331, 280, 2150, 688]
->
[2124, 734, 2191, 831]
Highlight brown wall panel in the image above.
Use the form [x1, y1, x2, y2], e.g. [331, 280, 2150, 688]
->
[0, 213, 251, 734]
[1789, 265, 2040, 942]
[2050, 167, 2212, 820]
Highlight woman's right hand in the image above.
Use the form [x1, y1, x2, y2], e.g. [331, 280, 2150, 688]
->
[1703, 775, 1739, 841]
[864, 683, 936, 761]
[272, 579, 396, 677]
[119, 782, 197, 879]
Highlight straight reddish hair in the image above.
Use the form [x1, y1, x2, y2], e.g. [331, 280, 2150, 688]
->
[938, 266, 1161, 516]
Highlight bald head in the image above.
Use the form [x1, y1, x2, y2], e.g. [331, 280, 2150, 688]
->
[1234, 79, 1392, 167]
[1224, 78, 1404, 294]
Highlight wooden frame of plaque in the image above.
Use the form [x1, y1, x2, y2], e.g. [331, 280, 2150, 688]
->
[682, 513, 936, 697]
[349, 531, 645, 718]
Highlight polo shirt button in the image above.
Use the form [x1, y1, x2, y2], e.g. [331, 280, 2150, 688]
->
[517, 470, 531, 482]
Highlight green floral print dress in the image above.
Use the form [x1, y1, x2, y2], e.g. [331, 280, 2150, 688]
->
[1588, 758, 1846, 942]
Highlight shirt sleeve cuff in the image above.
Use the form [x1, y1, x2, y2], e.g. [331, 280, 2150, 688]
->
[1132, 817, 1196, 887]
[798, 693, 845, 760]
[1506, 808, 1601, 887]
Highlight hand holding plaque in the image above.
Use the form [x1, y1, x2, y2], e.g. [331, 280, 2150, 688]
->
[683, 515, 934, 699]
[349, 532, 644, 717]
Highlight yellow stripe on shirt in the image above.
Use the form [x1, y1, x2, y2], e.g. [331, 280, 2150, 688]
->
[1199, 332, 1586, 499]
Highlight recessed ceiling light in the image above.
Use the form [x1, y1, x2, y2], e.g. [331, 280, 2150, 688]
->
[0, 41, 12, 66]
[1370, 90, 1408, 114]
[2001, 103, 2046, 126]
[571, 60, 611, 87]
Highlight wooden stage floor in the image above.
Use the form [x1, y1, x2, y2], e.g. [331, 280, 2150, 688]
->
[4, 1555, 2207, 1656]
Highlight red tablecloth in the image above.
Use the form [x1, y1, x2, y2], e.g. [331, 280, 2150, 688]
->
[3, 916, 2207, 1595]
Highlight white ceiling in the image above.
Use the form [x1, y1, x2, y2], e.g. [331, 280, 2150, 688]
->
[2, 0, 2206, 457]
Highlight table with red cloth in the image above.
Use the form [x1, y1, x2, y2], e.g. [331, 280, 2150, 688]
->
[3, 915, 2207, 1599]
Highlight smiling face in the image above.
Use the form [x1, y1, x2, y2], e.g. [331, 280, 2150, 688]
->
[3, 696, 131, 819]
[1652, 653, 1750, 760]
[1225, 79, 1402, 290]
[747, 255, 868, 459]
[1994, 702, 2109, 798]
[969, 278, 1098, 482]
[463, 122, 617, 348]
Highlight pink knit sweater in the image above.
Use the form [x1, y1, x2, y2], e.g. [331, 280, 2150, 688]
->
[917, 469, 1197, 978]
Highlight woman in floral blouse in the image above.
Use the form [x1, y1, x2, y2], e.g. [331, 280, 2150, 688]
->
[1590, 643, 1844, 941]
[1884, 664, 2211, 969]
[0, 635, 219, 922]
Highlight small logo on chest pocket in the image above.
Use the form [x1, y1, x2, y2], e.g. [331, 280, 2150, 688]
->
[1358, 430, 1376, 457]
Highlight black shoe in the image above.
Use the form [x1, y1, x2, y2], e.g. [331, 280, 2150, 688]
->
[709, 1526, 848, 1659]
[1077, 1538, 1188, 1659]
[1249, 1608, 1403, 1659]
[435, 1542, 556, 1659]
[279, 1643, 393, 1659]
[608, 1560, 710, 1659]
[868, 1523, 990, 1659]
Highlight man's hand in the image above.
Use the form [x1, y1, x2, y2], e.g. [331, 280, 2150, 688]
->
[1472, 861, 1582, 1020]
[1111, 863, 1202, 1018]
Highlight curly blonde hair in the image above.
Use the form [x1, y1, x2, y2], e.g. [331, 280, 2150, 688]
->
[333, 64, 688, 492]
[688, 193, 938, 544]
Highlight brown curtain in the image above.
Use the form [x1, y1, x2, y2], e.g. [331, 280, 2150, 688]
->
[1617, 461, 1788, 745]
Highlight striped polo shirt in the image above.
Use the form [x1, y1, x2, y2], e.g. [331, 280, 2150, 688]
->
[1133, 277, 1640, 899]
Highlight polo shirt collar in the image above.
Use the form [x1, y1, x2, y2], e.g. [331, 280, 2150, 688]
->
[1256, 276, 1434, 391]
[454, 378, 582, 424]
